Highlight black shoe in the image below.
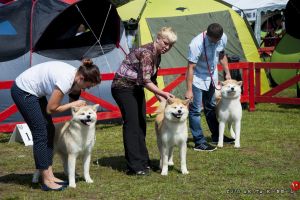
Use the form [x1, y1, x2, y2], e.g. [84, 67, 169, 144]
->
[194, 142, 217, 152]
[136, 170, 150, 176]
[211, 136, 235, 144]
[145, 166, 151, 173]
[55, 180, 69, 186]
[126, 169, 150, 176]
[41, 184, 65, 191]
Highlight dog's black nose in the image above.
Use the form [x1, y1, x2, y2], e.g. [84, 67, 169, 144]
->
[231, 87, 234, 91]
[87, 115, 90, 119]
[178, 110, 182, 113]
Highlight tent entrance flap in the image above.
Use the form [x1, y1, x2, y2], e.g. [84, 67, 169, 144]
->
[34, 0, 120, 60]
[146, 10, 246, 69]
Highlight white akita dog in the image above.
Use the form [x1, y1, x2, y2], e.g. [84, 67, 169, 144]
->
[155, 98, 190, 176]
[33, 104, 99, 188]
[216, 80, 242, 148]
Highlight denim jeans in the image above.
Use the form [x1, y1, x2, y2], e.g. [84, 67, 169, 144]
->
[189, 83, 219, 146]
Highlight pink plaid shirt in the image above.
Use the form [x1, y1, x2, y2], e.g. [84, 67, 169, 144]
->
[112, 43, 160, 89]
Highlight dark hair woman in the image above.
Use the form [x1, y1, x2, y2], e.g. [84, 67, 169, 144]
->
[10, 58, 101, 191]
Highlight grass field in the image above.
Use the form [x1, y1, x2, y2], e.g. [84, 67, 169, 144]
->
[0, 102, 299, 200]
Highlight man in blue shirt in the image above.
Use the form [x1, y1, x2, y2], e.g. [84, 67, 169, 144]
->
[185, 23, 234, 151]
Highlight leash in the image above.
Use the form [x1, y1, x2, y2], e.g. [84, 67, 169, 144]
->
[202, 32, 221, 90]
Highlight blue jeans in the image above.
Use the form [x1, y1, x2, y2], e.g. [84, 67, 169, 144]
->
[189, 83, 219, 146]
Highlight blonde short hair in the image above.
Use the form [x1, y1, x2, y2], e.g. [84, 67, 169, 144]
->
[157, 27, 177, 44]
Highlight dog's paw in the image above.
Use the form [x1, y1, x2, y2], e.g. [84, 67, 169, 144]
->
[69, 182, 76, 188]
[161, 170, 168, 176]
[217, 143, 223, 148]
[32, 170, 40, 183]
[32, 178, 39, 183]
[32, 176, 39, 183]
[234, 144, 240, 148]
[168, 161, 174, 166]
[181, 170, 189, 175]
[85, 178, 93, 183]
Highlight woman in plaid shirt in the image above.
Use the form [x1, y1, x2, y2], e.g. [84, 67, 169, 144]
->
[111, 27, 177, 176]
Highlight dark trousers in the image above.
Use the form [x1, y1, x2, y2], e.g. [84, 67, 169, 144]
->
[11, 83, 55, 169]
[111, 86, 150, 172]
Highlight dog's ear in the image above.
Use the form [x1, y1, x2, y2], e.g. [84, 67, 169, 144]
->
[182, 99, 190, 106]
[221, 81, 226, 86]
[92, 104, 99, 111]
[71, 106, 80, 114]
[237, 81, 243, 86]
[167, 97, 175, 104]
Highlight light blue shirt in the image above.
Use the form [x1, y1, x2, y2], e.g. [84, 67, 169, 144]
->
[188, 32, 227, 91]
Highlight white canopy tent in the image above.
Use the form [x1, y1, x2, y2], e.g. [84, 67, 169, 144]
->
[222, 0, 288, 44]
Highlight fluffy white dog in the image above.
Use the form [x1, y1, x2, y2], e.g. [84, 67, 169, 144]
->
[33, 104, 99, 188]
[216, 80, 242, 148]
[155, 98, 190, 176]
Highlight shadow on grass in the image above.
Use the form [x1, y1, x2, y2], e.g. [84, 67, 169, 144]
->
[93, 156, 161, 172]
[0, 173, 40, 189]
[0, 172, 87, 190]
[94, 155, 126, 172]
[96, 123, 122, 130]
[187, 137, 195, 149]
[0, 133, 10, 143]
[278, 104, 300, 109]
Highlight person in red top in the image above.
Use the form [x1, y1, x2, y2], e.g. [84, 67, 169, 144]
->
[111, 27, 177, 175]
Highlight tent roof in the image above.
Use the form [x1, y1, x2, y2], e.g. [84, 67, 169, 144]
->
[117, 0, 146, 21]
[222, 0, 288, 44]
[146, 11, 245, 66]
[118, 0, 260, 62]
[0, 0, 121, 61]
[222, 0, 288, 12]
[117, 0, 270, 97]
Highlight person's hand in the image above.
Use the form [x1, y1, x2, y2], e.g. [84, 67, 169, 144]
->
[185, 90, 193, 100]
[155, 94, 165, 102]
[72, 100, 87, 107]
[225, 72, 231, 80]
[163, 92, 175, 100]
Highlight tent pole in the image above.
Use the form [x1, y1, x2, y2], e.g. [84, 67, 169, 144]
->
[75, 4, 112, 72]
[29, 0, 37, 67]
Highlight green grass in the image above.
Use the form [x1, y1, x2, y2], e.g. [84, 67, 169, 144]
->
[0, 103, 300, 200]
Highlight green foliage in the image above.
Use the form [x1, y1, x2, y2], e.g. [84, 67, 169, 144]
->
[0, 103, 299, 199]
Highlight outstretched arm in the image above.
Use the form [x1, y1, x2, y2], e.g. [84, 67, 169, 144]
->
[47, 87, 86, 114]
[219, 52, 231, 80]
[185, 61, 196, 100]
[145, 82, 174, 100]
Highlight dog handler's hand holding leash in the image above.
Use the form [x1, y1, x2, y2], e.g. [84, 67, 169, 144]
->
[184, 90, 193, 101]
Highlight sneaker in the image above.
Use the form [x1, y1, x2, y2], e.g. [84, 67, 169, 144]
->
[126, 169, 150, 176]
[211, 136, 235, 144]
[194, 142, 217, 152]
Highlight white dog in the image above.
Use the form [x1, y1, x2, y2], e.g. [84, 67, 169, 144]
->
[216, 80, 242, 148]
[32, 104, 99, 188]
[155, 98, 190, 176]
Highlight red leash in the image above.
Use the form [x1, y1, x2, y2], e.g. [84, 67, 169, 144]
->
[202, 32, 221, 90]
